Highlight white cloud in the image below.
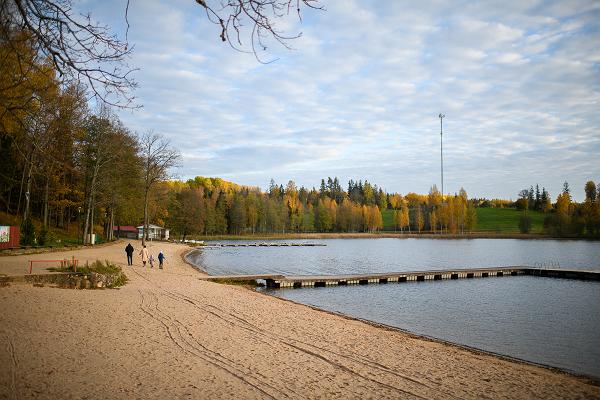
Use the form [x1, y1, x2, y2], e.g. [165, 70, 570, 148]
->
[81, 0, 600, 201]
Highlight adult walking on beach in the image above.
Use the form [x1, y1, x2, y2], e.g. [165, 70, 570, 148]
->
[158, 250, 166, 269]
[125, 243, 134, 266]
[139, 245, 149, 267]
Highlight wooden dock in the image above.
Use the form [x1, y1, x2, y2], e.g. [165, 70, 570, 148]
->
[206, 242, 326, 248]
[201, 267, 600, 289]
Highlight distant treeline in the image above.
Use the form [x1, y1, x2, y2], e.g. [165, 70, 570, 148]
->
[164, 177, 477, 239]
[517, 181, 600, 237]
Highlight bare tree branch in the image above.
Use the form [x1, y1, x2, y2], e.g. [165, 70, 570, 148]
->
[197, 0, 324, 63]
[1, 0, 137, 108]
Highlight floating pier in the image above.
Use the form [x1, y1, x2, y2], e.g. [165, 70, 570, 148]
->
[211, 242, 326, 247]
[201, 267, 600, 289]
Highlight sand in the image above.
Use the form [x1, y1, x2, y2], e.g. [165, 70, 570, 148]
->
[0, 240, 598, 399]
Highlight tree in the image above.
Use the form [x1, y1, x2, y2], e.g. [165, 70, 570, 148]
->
[466, 201, 477, 232]
[534, 184, 541, 211]
[563, 181, 571, 198]
[139, 132, 180, 245]
[415, 205, 424, 233]
[541, 188, 552, 213]
[399, 202, 409, 233]
[168, 187, 205, 240]
[1, 0, 135, 107]
[78, 113, 124, 244]
[429, 210, 438, 234]
[555, 192, 572, 235]
[516, 189, 529, 211]
[585, 181, 597, 202]
[518, 214, 532, 233]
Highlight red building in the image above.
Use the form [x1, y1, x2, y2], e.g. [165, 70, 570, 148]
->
[0, 226, 20, 249]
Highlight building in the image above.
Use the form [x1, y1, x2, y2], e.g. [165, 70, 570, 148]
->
[136, 224, 169, 241]
[113, 226, 138, 239]
[0, 226, 20, 249]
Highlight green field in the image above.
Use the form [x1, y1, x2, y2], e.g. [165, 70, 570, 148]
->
[382, 209, 396, 231]
[382, 207, 546, 234]
[475, 207, 545, 234]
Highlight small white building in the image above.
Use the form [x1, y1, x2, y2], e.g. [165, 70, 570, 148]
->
[137, 224, 169, 240]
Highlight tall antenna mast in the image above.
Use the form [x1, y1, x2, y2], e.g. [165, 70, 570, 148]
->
[439, 113, 445, 199]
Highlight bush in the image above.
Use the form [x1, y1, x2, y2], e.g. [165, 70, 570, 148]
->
[20, 218, 35, 245]
[518, 214, 532, 233]
[38, 228, 48, 246]
[49, 260, 128, 288]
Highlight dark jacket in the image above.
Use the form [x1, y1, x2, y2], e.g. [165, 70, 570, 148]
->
[125, 244, 134, 255]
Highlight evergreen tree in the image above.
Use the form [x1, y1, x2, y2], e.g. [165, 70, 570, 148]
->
[528, 186, 534, 210]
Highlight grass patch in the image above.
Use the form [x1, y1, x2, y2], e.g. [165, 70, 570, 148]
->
[475, 208, 545, 234]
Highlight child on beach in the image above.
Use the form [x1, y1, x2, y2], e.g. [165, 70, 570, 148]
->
[149, 254, 155, 268]
[158, 250, 165, 269]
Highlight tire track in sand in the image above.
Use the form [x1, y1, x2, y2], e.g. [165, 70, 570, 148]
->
[139, 271, 433, 400]
[133, 269, 285, 399]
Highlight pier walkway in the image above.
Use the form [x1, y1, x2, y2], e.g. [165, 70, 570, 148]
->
[200, 267, 600, 289]
[206, 242, 326, 248]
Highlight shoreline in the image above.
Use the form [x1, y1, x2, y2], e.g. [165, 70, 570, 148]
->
[191, 232, 599, 241]
[187, 245, 599, 383]
[1, 240, 599, 399]
[258, 289, 600, 385]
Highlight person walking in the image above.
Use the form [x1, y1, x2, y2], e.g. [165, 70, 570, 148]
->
[139, 245, 149, 267]
[125, 243, 134, 266]
[158, 250, 166, 269]
[149, 254, 155, 268]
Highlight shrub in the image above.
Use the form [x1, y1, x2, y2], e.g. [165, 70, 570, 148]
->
[518, 214, 532, 233]
[20, 218, 35, 246]
[38, 228, 48, 246]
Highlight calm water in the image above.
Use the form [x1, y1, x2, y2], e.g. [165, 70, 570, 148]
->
[188, 238, 600, 378]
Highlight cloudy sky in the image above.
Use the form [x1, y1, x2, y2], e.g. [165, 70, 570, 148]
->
[84, 0, 599, 201]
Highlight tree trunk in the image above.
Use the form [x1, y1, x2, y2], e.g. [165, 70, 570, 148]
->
[90, 193, 95, 245]
[143, 185, 150, 245]
[23, 159, 34, 221]
[43, 176, 50, 228]
[16, 158, 27, 217]
[109, 207, 115, 241]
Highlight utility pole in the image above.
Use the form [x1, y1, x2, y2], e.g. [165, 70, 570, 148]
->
[439, 113, 445, 199]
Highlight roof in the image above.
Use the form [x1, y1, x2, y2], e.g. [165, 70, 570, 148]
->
[113, 226, 137, 232]
[136, 224, 166, 229]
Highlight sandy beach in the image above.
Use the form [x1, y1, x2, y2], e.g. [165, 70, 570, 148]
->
[1, 240, 598, 399]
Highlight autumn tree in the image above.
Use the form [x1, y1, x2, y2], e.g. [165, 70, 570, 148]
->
[139, 132, 180, 244]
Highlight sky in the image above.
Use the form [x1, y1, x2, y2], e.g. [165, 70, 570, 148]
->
[83, 0, 600, 201]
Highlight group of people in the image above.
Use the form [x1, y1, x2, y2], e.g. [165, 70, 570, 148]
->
[125, 243, 166, 269]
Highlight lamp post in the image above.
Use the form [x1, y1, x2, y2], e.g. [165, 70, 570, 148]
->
[439, 113, 445, 199]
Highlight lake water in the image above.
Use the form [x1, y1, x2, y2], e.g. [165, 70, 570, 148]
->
[187, 238, 600, 378]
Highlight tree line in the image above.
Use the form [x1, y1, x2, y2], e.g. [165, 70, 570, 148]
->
[515, 181, 600, 237]
[164, 178, 478, 239]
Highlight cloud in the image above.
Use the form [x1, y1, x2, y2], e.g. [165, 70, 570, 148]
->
[83, 0, 600, 201]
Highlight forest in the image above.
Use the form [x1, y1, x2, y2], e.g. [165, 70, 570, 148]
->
[164, 177, 477, 239]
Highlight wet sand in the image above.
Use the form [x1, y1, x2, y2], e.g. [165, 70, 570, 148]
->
[1, 240, 598, 399]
